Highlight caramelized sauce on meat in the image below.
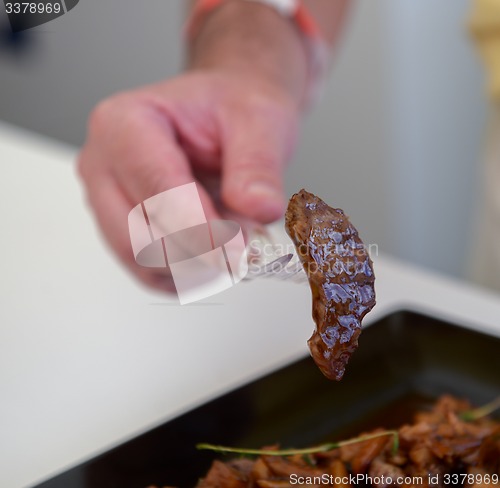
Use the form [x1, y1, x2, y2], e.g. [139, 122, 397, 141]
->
[285, 189, 375, 380]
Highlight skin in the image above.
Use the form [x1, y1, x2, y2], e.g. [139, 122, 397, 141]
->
[78, 0, 350, 292]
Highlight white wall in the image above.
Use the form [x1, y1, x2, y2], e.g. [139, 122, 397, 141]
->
[387, 0, 485, 275]
[0, 0, 487, 279]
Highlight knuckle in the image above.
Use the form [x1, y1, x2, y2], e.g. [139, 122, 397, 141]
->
[87, 98, 115, 137]
[87, 92, 140, 138]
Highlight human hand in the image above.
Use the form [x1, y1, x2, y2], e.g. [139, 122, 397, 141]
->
[78, 70, 300, 292]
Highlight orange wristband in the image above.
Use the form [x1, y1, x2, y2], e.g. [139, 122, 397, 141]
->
[186, 0, 329, 109]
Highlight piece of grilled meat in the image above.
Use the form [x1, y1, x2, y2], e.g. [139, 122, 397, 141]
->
[285, 189, 375, 380]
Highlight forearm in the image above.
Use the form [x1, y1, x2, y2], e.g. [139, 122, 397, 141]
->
[187, 1, 309, 104]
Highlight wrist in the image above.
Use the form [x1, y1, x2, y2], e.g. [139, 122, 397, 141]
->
[186, 0, 308, 106]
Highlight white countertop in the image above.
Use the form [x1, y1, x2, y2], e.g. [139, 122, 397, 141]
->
[1, 121, 500, 488]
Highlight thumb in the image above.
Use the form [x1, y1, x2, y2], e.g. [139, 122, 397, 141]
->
[220, 105, 297, 223]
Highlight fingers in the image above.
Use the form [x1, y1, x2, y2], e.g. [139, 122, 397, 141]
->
[220, 96, 298, 223]
[79, 94, 222, 293]
[78, 76, 300, 296]
[78, 158, 176, 293]
[88, 95, 221, 224]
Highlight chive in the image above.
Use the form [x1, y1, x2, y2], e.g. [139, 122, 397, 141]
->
[197, 430, 399, 457]
[460, 397, 500, 421]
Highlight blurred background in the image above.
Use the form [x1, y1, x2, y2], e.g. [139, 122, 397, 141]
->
[0, 0, 486, 281]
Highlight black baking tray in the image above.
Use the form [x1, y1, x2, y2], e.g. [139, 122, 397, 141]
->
[33, 310, 500, 488]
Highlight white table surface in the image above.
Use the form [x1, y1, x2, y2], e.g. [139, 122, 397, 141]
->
[1, 121, 500, 488]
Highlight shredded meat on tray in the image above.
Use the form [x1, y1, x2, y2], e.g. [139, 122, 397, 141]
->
[196, 396, 500, 488]
[285, 189, 376, 380]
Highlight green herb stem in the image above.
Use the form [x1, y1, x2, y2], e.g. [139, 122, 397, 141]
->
[197, 430, 399, 457]
[460, 397, 500, 421]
